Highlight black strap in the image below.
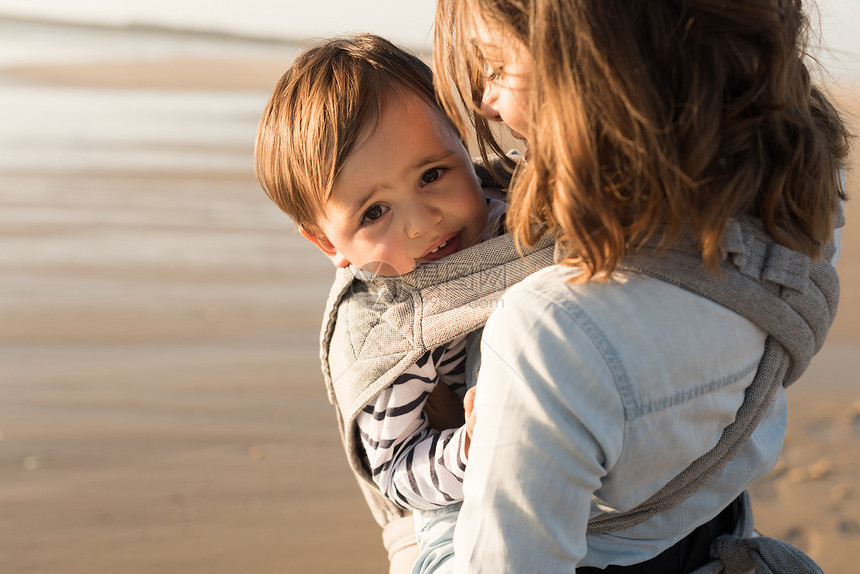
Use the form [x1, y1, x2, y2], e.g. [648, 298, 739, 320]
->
[577, 496, 741, 574]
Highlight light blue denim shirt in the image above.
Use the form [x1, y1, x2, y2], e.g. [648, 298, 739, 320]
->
[452, 265, 782, 572]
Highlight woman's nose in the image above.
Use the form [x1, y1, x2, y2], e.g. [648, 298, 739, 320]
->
[480, 83, 502, 121]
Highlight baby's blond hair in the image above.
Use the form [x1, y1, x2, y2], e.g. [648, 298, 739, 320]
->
[255, 34, 440, 236]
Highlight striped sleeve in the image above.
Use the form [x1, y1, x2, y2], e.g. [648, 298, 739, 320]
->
[356, 336, 470, 510]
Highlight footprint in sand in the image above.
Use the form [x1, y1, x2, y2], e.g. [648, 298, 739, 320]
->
[804, 418, 833, 436]
[786, 457, 834, 483]
[839, 398, 860, 427]
[781, 526, 823, 556]
[838, 520, 860, 536]
[829, 483, 853, 503]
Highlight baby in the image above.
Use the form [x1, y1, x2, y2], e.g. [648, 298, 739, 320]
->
[254, 33, 515, 572]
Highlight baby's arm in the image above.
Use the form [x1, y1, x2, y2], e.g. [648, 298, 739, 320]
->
[356, 338, 470, 511]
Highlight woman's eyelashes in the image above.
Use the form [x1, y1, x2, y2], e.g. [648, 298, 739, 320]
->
[485, 63, 504, 82]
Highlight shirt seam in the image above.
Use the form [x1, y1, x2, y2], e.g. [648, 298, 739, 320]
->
[633, 360, 760, 417]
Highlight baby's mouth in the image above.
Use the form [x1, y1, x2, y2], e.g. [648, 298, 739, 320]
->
[428, 239, 448, 254]
[418, 233, 461, 262]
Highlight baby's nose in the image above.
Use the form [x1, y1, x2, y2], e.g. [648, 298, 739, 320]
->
[406, 202, 443, 238]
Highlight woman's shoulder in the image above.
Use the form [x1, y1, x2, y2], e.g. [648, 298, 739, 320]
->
[488, 264, 678, 355]
[495, 262, 767, 407]
[500, 264, 685, 315]
[503, 263, 762, 333]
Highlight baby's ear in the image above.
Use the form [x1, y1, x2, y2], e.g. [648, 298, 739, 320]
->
[299, 227, 350, 268]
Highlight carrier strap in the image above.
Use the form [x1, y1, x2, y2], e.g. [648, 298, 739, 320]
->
[687, 492, 824, 574]
[584, 210, 841, 554]
[586, 212, 841, 535]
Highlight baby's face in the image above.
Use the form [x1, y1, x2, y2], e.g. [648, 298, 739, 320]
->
[312, 91, 488, 276]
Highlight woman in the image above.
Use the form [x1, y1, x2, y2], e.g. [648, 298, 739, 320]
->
[434, 0, 848, 571]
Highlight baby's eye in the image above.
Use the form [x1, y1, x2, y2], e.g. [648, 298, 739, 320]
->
[421, 168, 442, 186]
[361, 204, 389, 225]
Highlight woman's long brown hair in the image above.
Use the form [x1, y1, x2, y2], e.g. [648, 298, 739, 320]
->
[436, 0, 849, 279]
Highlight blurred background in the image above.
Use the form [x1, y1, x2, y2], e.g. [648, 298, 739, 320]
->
[0, 1, 857, 573]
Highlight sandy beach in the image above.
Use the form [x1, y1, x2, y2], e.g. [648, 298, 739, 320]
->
[0, 23, 858, 573]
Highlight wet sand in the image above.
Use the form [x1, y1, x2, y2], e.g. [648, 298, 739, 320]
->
[0, 58, 858, 573]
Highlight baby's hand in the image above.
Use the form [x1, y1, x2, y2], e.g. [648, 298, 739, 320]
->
[424, 383, 465, 431]
[463, 387, 477, 458]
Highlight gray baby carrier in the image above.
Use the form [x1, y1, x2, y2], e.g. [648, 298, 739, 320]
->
[320, 230, 556, 532]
